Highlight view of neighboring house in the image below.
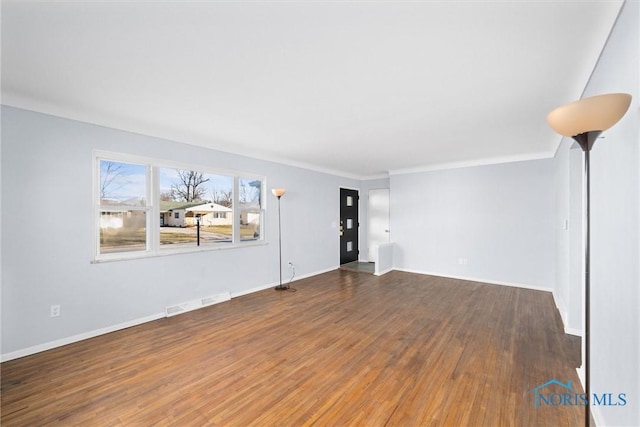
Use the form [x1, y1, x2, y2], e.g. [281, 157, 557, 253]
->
[240, 211, 260, 227]
[100, 197, 146, 230]
[160, 201, 232, 227]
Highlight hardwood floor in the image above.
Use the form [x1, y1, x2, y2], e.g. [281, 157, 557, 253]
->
[1, 270, 583, 426]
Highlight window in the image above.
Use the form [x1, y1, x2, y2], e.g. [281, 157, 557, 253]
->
[98, 160, 149, 254]
[158, 168, 234, 248]
[95, 152, 265, 261]
[239, 178, 262, 241]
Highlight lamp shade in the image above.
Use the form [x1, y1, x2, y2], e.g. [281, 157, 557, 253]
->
[547, 93, 632, 137]
[271, 188, 286, 197]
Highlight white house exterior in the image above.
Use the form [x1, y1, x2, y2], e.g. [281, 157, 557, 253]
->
[186, 202, 232, 226]
[160, 201, 231, 227]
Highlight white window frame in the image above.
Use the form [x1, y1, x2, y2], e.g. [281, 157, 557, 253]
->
[93, 150, 267, 263]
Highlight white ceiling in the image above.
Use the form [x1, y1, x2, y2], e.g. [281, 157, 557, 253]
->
[1, 0, 624, 178]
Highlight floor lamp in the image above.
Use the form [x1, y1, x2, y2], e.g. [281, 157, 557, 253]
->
[547, 93, 632, 427]
[272, 188, 288, 290]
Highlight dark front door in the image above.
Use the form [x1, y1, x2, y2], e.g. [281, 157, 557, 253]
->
[340, 188, 359, 264]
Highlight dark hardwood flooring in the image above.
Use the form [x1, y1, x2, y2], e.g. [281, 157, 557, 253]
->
[1, 270, 583, 426]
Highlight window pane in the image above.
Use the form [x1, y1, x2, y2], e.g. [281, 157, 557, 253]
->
[100, 210, 147, 253]
[100, 160, 147, 206]
[203, 175, 234, 243]
[199, 203, 233, 243]
[239, 178, 262, 241]
[159, 168, 233, 247]
[240, 210, 262, 241]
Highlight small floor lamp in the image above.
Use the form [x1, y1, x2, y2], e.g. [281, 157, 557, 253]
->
[547, 92, 632, 427]
[272, 188, 288, 290]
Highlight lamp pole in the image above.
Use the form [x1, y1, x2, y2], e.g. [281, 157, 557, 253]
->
[547, 93, 631, 427]
[272, 188, 287, 290]
[573, 131, 601, 427]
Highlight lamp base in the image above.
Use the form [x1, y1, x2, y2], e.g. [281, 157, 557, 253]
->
[274, 285, 289, 291]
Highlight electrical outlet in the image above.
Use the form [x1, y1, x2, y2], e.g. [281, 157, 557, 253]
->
[50, 305, 61, 318]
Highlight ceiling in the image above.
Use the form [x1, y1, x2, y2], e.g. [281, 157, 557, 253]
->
[1, 1, 624, 179]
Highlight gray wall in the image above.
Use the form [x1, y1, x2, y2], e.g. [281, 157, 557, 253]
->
[390, 159, 555, 289]
[579, 1, 639, 425]
[1, 106, 359, 358]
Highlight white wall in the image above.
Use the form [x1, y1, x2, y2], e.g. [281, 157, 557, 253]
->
[553, 139, 571, 327]
[359, 177, 390, 261]
[0, 106, 359, 359]
[390, 159, 555, 289]
[553, 140, 585, 337]
[553, 2, 639, 424]
[580, 1, 639, 425]
[568, 146, 584, 335]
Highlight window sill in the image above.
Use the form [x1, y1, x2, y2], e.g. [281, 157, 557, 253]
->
[91, 240, 269, 264]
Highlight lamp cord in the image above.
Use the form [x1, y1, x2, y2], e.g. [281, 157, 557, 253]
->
[285, 265, 297, 292]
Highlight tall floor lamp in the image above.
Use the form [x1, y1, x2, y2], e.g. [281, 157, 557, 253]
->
[272, 188, 288, 291]
[547, 93, 632, 427]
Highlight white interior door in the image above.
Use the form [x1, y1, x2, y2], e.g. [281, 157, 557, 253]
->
[368, 188, 390, 262]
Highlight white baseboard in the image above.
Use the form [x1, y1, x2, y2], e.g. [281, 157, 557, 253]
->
[1, 312, 165, 362]
[591, 404, 604, 427]
[564, 327, 582, 337]
[394, 268, 554, 293]
[551, 291, 580, 337]
[230, 266, 338, 298]
[575, 366, 604, 426]
[576, 366, 585, 389]
[552, 291, 584, 337]
[374, 267, 393, 276]
[2, 266, 339, 362]
[552, 290, 567, 322]
[230, 281, 281, 298]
